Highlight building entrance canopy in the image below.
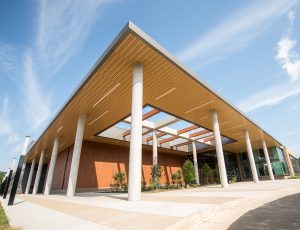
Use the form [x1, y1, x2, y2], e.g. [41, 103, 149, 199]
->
[25, 22, 281, 162]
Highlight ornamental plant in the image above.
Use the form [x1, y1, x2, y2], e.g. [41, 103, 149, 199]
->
[150, 165, 163, 190]
[182, 160, 195, 187]
[171, 169, 183, 187]
[112, 171, 126, 191]
[202, 164, 212, 185]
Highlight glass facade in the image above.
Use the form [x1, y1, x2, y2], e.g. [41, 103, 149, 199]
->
[190, 146, 291, 184]
[239, 146, 289, 178]
[290, 155, 300, 176]
[190, 151, 240, 183]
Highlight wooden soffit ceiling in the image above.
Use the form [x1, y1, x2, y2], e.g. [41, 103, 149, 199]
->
[25, 22, 282, 162]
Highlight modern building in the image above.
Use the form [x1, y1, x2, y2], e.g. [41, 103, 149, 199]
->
[22, 22, 299, 201]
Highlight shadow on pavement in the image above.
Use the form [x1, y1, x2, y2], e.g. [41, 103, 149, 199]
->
[228, 193, 300, 230]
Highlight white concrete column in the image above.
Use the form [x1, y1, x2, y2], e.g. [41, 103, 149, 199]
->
[67, 113, 86, 197]
[283, 146, 295, 177]
[244, 130, 259, 183]
[212, 110, 228, 188]
[128, 63, 143, 201]
[44, 136, 60, 195]
[262, 140, 275, 181]
[25, 158, 36, 194]
[152, 130, 158, 166]
[33, 150, 45, 194]
[192, 141, 200, 186]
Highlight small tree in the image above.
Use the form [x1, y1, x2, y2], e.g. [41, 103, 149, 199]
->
[151, 165, 163, 190]
[112, 171, 126, 191]
[171, 169, 183, 187]
[202, 164, 212, 184]
[213, 167, 220, 184]
[182, 160, 195, 187]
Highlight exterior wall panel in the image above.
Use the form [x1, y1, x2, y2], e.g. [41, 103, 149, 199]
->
[66, 141, 185, 190]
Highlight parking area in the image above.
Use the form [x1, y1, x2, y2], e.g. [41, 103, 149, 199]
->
[2, 179, 300, 230]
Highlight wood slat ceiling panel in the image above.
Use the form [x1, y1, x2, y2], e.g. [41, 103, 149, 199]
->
[26, 29, 281, 162]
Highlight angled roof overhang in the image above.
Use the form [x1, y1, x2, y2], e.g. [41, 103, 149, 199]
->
[25, 21, 282, 162]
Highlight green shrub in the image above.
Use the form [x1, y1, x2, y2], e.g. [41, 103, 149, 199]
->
[182, 160, 195, 187]
[171, 169, 183, 187]
[0, 203, 10, 229]
[231, 176, 237, 183]
[111, 171, 127, 191]
[150, 165, 163, 190]
[202, 164, 212, 184]
[288, 176, 300, 179]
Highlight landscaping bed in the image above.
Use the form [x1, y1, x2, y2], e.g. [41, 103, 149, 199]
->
[0, 202, 14, 230]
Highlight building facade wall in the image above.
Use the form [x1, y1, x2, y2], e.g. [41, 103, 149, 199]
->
[51, 141, 185, 191]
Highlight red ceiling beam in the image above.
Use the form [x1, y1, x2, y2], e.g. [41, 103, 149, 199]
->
[172, 141, 192, 148]
[159, 136, 178, 144]
[203, 136, 215, 142]
[177, 124, 198, 135]
[142, 109, 160, 120]
[145, 132, 166, 141]
[189, 129, 210, 138]
[123, 109, 160, 137]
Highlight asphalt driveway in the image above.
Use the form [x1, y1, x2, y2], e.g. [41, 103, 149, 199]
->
[228, 193, 300, 230]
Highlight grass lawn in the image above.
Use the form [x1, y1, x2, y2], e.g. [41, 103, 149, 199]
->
[0, 202, 18, 230]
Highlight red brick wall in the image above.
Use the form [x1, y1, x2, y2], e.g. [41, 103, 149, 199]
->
[52, 141, 185, 190]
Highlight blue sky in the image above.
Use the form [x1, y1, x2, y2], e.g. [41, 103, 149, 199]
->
[1, 0, 300, 171]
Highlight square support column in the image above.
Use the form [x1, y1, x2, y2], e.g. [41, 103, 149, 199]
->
[44, 136, 60, 195]
[33, 150, 45, 195]
[152, 130, 158, 166]
[244, 130, 259, 183]
[128, 63, 143, 201]
[67, 113, 86, 197]
[192, 141, 200, 185]
[212, 110, 228, 188]
[262, 140, 275, 180]
[25, 158, 36, 194]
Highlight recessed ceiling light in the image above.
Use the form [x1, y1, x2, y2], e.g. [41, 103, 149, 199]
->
[57, 126, 63, 132]
[155, 87, 176, 100]
[199, 116, 208, 121]
[89, 111, 108, 126]
[185, 100, 215, 114]
[219, 121, 231, 126]
[59, 142, 65, 148]
[93, 83, 120, 107]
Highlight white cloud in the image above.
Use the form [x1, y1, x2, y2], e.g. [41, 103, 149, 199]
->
[177, 0, 297, 67]
[19, 0, 116, 132]
[36, 0, 113, 73]
[238, 9, 300, 112]
[238, 81, 300, 112]
[276, 10, 300, 82]
[22, 51, 51, 131]
[0, 96, 20, 144]
[280, 131, 300, 136]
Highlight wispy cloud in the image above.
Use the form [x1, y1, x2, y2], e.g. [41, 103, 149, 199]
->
[0, 0, 117, 170]
[238, 81, 300, 112]
[0, 96, 20, 145]
[36, 0, 113, 74]
[238, 10, 300, 112]
[20, 0, 116, 132]
[280, 131, 300, 136]
[276, 10, 300, 82]
[177, 0, 297, 68]
[21, 51, 51, 130]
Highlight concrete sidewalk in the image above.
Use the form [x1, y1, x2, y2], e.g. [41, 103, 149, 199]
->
[2, 179, 300, 230]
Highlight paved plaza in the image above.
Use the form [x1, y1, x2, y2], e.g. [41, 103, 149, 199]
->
[2, 179, 300, 230]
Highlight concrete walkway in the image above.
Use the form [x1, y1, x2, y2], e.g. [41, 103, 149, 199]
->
[1, 179, 300, 230]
